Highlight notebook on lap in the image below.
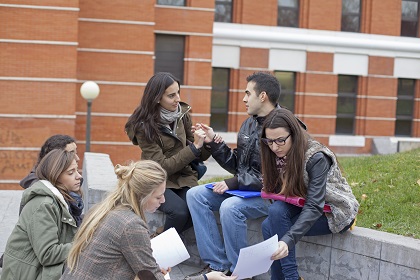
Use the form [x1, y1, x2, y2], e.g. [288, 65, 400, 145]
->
[205, 183, 261, 198]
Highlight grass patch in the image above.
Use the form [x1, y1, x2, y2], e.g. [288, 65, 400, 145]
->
[199, 148, 420, 239]
[339, 148, 420, 239]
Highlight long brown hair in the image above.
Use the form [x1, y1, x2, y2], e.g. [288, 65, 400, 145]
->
[35, 149, 78, 202]
[66, 160, 167, 271]
[125, 72, 181, 143]
[261, 109, 309, 197]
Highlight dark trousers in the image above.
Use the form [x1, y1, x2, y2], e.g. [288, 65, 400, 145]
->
[158, 187, 193, 234]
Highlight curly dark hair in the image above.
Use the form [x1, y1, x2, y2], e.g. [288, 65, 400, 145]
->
[37, 135, 76, 164]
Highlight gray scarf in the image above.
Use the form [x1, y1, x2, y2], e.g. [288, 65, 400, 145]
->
[160, 103, 182, 125]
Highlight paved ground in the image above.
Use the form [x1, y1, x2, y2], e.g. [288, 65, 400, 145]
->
[0, 157, 231, 279]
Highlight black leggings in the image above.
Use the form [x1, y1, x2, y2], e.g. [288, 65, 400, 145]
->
[158, 187, 193, 233]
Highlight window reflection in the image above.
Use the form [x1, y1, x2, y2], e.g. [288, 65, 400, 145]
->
[211, 68, 230, 131]
[341, 0, 361, 32]
[274, 71, 296, 112]
[395, 79, 415, 136]
[278, 0, 299, 27]
[401, 0, 419, 37]
[156, 0, 185, 6]
[215, 0, 233, 22]
[336, 75, 358, 134]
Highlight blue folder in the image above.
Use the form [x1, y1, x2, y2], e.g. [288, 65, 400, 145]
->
[205, 183, 261, 198]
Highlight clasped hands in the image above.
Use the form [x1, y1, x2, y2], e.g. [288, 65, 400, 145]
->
[191, 123, 223, 146]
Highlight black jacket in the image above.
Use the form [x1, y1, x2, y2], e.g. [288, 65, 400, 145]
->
[205, 107, 306, 191]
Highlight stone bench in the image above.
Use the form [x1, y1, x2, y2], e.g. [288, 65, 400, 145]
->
[82, 152, 420, 280]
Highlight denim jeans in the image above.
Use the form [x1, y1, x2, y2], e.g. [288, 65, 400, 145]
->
[262, 201, 333, 280]
[186, 185, 270, 272]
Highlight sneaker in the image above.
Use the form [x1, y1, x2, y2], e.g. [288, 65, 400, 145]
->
[184, 265, 230, 279]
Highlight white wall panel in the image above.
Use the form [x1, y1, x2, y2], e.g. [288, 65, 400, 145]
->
[394, 58, 420, 79]
[269, 49, 306, 72]
[334, 53, 368, 76]
[212, 45, 240, 69]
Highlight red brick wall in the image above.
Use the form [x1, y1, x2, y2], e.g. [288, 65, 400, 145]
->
[306, 52, 334, 72]
[1, 1, 419, 190]
[240, 48, 269, 68]
[368, 56, 395, 76]
[239, 0, 277, 26]
[365, 0, 401, 36]
[0, 2, 79, 190]
[305, 0, 341, 31]
[0, 8, 78, 41]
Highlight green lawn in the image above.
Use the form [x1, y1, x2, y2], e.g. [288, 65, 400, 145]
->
[200, 148, 420, 239]
[339, 148, 420, 238]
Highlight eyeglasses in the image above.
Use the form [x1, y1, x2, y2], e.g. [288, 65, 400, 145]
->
[261, 134, 291, 146]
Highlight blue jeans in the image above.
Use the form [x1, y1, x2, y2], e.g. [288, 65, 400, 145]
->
[186, 185, 270, 272]
[262, 201, 332, 280]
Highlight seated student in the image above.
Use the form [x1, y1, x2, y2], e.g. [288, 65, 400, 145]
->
[259, 109, 359, 280]
[61, 160, 236, 280]
[185, 72, 307, 277]
[20, 134, 80, 189]
[0, 134, 82, 268]
[1, 149, 82, 280]
[125, 72, 211, 235]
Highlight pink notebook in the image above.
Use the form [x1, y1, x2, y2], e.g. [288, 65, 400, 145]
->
[261, 191, 331, 213]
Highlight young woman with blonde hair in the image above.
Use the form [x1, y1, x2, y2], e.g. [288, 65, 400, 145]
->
[62, 160, 236, 280]
[1, 149, 82, 280]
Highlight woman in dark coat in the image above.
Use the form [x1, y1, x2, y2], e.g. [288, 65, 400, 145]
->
[125, 72, 211, 234]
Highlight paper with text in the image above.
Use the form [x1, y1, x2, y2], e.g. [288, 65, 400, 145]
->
[232, 234, 278, 279]
[150, 227, 190, 269]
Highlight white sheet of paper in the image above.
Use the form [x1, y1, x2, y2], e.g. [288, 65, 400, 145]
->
[232, 234, 278, 279]
[150, 227, 190, 269]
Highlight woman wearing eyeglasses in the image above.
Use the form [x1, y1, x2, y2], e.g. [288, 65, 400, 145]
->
[259, 108, 359, 280]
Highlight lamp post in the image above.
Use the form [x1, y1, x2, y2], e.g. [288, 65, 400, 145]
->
[80, 81, 100, 152]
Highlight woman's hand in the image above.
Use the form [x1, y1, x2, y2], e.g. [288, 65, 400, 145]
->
[160, 267, 171, 275]
[193, 128, 207, 149]
[271, 241, 289, 260]
[205, 271, 238, 279]
[195, 123, 224, 144]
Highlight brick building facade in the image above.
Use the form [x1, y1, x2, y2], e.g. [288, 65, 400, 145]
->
[0, 0, 419, 189]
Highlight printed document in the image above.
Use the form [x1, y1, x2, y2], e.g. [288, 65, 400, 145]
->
[232, 234, 278, 279]
[150, 227, 190, 269]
